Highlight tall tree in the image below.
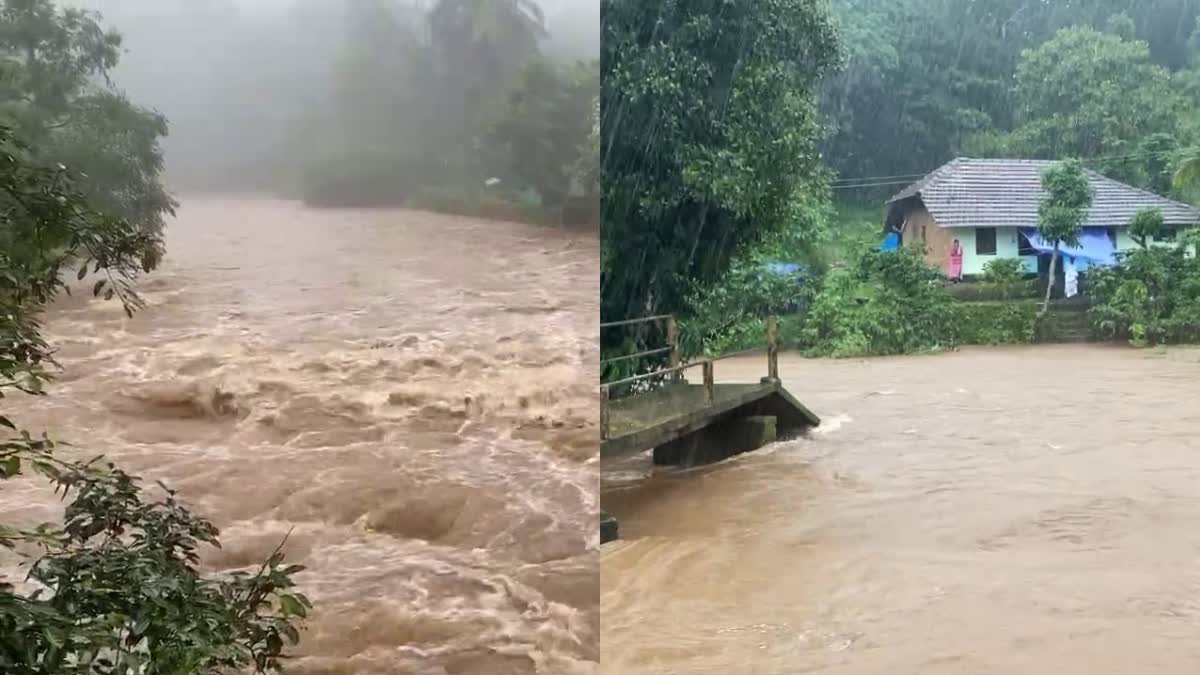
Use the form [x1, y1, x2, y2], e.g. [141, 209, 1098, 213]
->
[600, 0, 839, 321]
[1037, 159, 1092, 315]
[1128, 207, 1167, 249]
[1005, 26, 1183, 185]
[484, 58, 597, 207]
[0, 0, 174, 271]
[820, 0, 1200, 193]
[429, 0, 547, 174]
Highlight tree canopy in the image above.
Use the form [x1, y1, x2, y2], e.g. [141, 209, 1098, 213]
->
[294, 0, 597, 220]
[1128, 207, 1167, 248]
[600, 0, 839, 322]
[0, 0, 173, 271]
[822, 0, 1200, 199]
[1037, 159, 1092, 313]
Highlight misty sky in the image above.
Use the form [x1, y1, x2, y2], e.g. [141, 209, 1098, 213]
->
[65, 0, 599, 188]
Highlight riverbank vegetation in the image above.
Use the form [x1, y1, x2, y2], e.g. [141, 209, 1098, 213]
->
[680, 246, 1042, 359]
[0, 0, 175, 271]
[601, 0, 1200, 364]
[600, 0, 839, 324]
[1089, 235, 1200, 346]
[0, 2, 309, 669]
[293, 0, 599, 225]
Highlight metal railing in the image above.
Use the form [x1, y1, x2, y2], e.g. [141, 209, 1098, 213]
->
[599, 314, 680, 374]
[599, 316, 781, 441]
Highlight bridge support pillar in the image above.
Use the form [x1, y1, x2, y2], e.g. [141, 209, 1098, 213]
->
[653, 415, 778, 467]
[600, 510, 619, 544]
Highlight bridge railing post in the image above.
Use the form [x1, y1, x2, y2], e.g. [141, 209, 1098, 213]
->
[702, 360, 714, 403]
[765, 315, 779, 382]
[666, 316, 680, 381]
[600, 385, 610, 440]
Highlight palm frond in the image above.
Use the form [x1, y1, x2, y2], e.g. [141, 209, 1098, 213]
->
[1172, 155, 1200, 193]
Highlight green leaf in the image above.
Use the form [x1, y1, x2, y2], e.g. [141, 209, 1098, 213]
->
[280, 593, 307, 618]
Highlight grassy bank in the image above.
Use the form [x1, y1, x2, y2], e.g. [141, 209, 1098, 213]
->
[297, 162, 598, 227]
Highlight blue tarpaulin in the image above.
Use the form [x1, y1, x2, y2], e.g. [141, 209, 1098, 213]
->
[1019, 227, 1116, 269]
[880, 231, 900, 251]
[766, 262, 803, 275]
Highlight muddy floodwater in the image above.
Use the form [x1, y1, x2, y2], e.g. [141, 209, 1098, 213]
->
[602, 346, 1200, 674]
[1, 196, 599, 674]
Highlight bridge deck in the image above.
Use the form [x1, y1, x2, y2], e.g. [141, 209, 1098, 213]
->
[601, 381, 819, 459]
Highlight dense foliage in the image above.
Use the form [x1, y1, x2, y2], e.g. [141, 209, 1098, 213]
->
[979, 258, 1028, 300]
[956, 301, 1039, 345]
[0, 0, 174, 270]
[1000, 27, 1183, 188]
[599, 0, 840, 323]
[623, 1, 1200, 360]
[823, 1, 1200, 197]
[297, 0, 597, 222]
[679, 259, 815, 358]
[0, 128, 309, 672]
[799, 247, 960, 357]
[484, 59, 599, 208]
[1128, 207, 1167, 248]
[1088, 242, 1200, 346]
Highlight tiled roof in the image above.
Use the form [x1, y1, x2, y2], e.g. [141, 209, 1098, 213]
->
[886, 158, 1200, 228]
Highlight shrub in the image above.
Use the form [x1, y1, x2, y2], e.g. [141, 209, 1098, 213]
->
[955, 301, 1039, 344]
[1127, 207, 1165, 248]
[947, 279, 1040, 301]
[980, 258, 1027, 299]
[799, 247, 960, 357]
[680, 260, 814, 357]
[1088, 244, 1200, 345]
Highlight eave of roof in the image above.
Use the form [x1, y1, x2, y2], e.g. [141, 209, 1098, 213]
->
[884, 158, 1200, 229]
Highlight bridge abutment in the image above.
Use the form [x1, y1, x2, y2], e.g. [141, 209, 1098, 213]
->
[653, 414, 778, 467]
[600, 510, 619, 544]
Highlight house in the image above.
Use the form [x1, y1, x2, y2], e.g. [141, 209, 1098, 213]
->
[885, 158, 1200, 279]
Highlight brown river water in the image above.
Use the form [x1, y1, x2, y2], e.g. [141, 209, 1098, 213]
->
[603, 346, 1200, 674]
[1, 196, 600, 674]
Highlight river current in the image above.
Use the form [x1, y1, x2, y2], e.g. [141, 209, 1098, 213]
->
[602, 346, 1200, 674]
[2, 196, 600, 674]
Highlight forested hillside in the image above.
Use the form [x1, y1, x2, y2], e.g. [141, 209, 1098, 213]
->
[824, 0, 1200, 199]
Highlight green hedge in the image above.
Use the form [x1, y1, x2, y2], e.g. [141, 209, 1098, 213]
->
[946, 279, 1040, 302]
[954, 301, 1039, 345]
[699, 301, 1040, 358]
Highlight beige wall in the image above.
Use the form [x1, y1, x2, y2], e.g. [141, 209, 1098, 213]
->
[900, 204, 954, 274]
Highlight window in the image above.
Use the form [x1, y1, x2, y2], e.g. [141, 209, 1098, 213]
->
[920, 225, 927, 243]
[1017, 231, 1035, 256]
[975, 227, 997, 255]
[1158, 228, 1177, 242]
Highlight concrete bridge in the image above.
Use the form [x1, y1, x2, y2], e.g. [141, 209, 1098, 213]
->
[599, 316, 820, 543]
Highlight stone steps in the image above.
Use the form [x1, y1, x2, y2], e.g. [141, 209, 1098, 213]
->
[1039, 307, 1094, 342]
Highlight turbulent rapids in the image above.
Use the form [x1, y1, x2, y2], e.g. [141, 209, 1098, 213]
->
[602, 347, 1200, 674]
[1, 196, 600, 674]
